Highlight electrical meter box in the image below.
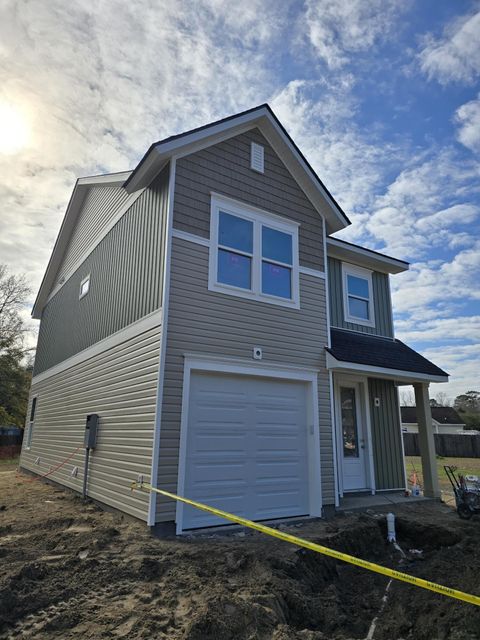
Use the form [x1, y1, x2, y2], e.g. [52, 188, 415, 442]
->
[84, 414, 98, 449]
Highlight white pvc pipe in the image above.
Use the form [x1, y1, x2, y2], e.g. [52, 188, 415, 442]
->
[387, 512, 396, 542]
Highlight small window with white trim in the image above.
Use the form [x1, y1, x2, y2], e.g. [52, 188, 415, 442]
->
[26, 396, 37, 449]
[209, 195, 299, 308]
[342, 263, 375, 327]
[79, 274, 90, 299]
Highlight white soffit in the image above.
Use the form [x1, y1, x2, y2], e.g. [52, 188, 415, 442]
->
[326, 237, 409, 274]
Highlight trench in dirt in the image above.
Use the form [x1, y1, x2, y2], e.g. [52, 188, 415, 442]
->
[1, 475, 479, 640]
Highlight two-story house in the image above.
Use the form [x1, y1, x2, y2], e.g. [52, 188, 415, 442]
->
[20, 105, 448, 532]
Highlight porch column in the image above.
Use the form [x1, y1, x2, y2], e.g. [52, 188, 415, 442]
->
[413, 383, 441, 499]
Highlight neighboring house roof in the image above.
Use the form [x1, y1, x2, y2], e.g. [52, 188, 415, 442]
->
[326, 237, 409, 274]
[401, 406, 465, 425]
[326, 329, 449, 382]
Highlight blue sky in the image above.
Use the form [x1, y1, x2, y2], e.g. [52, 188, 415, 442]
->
[0, 0, 479, 400]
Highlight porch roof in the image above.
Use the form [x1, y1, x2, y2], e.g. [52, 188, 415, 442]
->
[326, 329, 449, 383]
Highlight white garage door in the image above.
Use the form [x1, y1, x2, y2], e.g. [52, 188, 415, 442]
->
[182, 371, 310, 530]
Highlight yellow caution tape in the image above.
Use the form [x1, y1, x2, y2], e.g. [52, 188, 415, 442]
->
[131, 481, 480, 607]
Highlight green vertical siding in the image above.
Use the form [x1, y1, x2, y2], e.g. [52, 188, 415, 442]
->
[369, 378, 405, 489]
[328, 257, 394, 338]
[33, 166, 170, 376]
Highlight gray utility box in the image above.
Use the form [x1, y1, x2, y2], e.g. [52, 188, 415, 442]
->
[84, 414, 99, 449]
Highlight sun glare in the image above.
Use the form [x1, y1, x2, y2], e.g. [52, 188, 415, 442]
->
[0, 102, 30, 154]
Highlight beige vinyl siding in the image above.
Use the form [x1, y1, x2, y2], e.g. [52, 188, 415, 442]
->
[57, 186, 132, 284]
[155, 237, 333, 522]
[328, 257, 394, 337]
[173, 128, 325, 271]
[34, 166, 170, 376]
[20, 324, 161, 521]
[368, 378, 405, 490]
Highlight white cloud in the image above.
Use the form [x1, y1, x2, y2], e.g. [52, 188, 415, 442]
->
[271, 79, 402, 218]
[418, 10, 480, 85]
[416, 203, 480, 231]
[303, 0, 406, 69]
[396, 315, 480, 344]
[391, 241, 480, 315]
[422, 344, 480, 400]
[360, 148, 480, 258]
[455, 94, 480, 153]
[0, 0, 289, 299]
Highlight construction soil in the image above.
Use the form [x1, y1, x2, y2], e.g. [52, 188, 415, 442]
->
[1, 468, 479, 640]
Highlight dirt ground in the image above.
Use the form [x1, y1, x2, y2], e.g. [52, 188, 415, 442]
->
[1, 468, 479, 640]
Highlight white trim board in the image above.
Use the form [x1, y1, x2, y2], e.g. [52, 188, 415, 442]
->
[175, 355, 322, 534]
[325, 352, 449, 384]
[31, 309, 162, 385]
[148, 158, 177, 526]
[172, 228, 210, 247]
[172, 228, 326, 281]
[327, 237, 409, 274]
[182, 352, 321, 375]
[396, 387, 408, 491]
[77, 171, 132, 187]
[299, 266, 326, 279]
[210, 191, 301, 228]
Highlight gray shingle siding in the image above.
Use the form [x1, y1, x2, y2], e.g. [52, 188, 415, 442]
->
[328, 257, 394, 337]
[33, 166, 170, 375]
[173, 128, 325, 271]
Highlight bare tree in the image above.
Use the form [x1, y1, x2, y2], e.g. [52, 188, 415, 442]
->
[0, 264, 31, 350]
[434, 391, 451, 407]
[400, 390, 415, 406]
[0, 265, 33, 426]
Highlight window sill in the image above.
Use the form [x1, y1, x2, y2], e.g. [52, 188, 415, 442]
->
[344, 314, 376, 328]
[208, 282, 300, 310]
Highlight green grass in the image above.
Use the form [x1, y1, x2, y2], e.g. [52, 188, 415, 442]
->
[405, 456, 480, 495]
[0, 456, 19, 469]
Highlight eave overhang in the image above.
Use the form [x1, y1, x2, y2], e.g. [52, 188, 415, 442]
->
[327, 237, 409, 274]
[326, 329, 449, 384]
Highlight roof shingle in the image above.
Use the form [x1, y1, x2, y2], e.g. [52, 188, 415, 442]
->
[327, 329, 449, 378]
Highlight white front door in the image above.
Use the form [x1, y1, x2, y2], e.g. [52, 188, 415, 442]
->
[337, 382, 368, 491]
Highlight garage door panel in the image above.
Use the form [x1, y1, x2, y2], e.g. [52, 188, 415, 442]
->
[182, 371, 310, 529]
[255, 460, 304, 476]
[189, 461, 248, 482]
[191, 435, 248, 454]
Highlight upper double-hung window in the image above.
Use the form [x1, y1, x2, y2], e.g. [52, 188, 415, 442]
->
[209, 195, 300, 308]
[342, 263, 375, 327]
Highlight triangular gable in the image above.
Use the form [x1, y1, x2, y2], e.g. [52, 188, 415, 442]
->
[32, 172, 132, 318]
[124, 104, 350, 235]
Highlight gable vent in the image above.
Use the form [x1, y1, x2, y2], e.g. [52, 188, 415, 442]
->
[250, 142, 264, 173]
